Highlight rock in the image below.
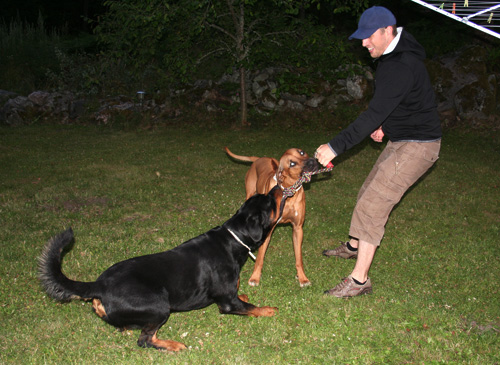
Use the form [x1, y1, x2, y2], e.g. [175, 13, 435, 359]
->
[346, 75, 369, 100]
[28, 91, 51, 106]
[305, 95, 325, 108]
[427, 45, 498, 124]
[0, 90, 17, 107]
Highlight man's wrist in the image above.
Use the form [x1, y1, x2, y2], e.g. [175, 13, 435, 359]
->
[327, 143, 338, 158]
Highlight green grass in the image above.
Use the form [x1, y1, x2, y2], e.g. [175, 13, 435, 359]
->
[0, 122, 499, 364]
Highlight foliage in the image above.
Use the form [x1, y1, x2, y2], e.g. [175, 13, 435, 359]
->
[45, 48, 102, 95]
[485, 41, 500, 73]
[5, 0, 497, 108]
[92, 0, 202, 84]
[0, 13, 61, 94]
[1, 0, 103, 33]
[405, 16, 473, 58]
[0, 123, 499, 363]
[91, 0, 365, 86]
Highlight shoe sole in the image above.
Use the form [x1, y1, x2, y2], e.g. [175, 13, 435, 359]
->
[322, 249, 357, 259]
[324, 287, 373, 298]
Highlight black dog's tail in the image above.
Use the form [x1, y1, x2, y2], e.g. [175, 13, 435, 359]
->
[38, 228, 98, 302]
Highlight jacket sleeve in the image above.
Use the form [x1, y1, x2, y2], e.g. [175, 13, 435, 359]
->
[328, 61, 413, 156]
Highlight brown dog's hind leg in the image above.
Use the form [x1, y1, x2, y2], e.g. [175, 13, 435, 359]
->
[138, 325, 187, 352]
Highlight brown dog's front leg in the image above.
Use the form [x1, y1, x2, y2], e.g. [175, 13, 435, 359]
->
[248, 226, 275, 286]
[292, 224, 310, 287]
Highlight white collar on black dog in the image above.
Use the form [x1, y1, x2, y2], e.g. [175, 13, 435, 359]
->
[226, 228, 256, 261]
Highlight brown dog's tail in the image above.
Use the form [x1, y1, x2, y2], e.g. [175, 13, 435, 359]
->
[38, 228, 98, 302]
[224, 147, 260, 163]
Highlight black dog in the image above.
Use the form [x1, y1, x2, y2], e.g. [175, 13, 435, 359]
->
[39, 186, 284, 352]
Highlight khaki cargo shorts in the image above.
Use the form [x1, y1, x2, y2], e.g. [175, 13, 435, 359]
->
[349, 140, 441, 246]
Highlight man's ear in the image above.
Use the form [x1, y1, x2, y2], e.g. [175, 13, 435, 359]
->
[386, 25, 396, 36]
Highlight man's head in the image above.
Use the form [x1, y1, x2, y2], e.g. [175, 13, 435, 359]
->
[349, 6, 397, 58]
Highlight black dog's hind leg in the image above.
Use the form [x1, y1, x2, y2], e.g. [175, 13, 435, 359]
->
[137, 320, 187, 352]
[217, 297, 278, 318]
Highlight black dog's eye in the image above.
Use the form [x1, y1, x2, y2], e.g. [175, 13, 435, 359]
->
[290, 161, 296, 167]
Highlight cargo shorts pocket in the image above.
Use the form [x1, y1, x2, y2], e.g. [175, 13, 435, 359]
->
[394, 141, 440, 186]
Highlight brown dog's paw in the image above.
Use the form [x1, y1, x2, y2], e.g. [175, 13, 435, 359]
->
[296, 275, 311, 288]
[299, 280, 312, 288]
[248, 278, 260, 287]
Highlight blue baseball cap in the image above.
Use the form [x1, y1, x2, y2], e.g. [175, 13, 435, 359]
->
[349, 6, 397, 40]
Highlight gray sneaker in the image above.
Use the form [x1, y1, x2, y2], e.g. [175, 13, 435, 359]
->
[322, 241, 358, 259]
[324, 275, 372, 298]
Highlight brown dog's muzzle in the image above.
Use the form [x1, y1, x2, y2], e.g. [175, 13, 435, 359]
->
[303, 157, 320, 174]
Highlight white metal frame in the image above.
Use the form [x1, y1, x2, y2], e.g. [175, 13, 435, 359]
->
[410, 1, 500, 39]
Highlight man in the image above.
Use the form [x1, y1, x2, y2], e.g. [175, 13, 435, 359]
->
[315, 6, 442, 298]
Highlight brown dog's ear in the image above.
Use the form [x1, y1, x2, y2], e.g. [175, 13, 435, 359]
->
[277, 167, 284, 185]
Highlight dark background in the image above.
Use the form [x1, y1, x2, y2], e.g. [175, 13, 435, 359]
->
[0, 0, 473, 34]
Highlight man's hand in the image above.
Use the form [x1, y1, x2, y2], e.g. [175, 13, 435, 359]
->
[371, 127, 384, 142]
[314, 144, 336, 167]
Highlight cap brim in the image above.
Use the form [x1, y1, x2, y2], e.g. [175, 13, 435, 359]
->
[348, 27, 378, 40]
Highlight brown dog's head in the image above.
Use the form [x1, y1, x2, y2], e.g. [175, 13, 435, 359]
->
[277, 148, 319, 188]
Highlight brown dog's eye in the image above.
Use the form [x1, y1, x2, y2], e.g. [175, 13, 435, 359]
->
[299, 150, 305, 156]
[290, 161, 296, 167]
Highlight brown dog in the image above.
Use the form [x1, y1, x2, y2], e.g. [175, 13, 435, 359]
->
[225, 147, 318, 287]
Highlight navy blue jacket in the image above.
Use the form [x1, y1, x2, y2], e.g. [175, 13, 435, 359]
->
[329, 29, 442, 156]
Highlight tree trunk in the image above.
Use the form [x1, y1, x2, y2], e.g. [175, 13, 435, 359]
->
[239, 66, 248, 126]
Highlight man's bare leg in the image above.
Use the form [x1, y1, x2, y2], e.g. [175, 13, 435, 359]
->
[350, 239, 376, 283]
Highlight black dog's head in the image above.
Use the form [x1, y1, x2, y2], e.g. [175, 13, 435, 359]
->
[226, 186, 283, 251]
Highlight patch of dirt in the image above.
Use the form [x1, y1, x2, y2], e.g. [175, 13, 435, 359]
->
[43, 196, 110, 213]
[463, 318, 500, 334]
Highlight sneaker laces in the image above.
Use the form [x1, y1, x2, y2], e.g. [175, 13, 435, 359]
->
[333, 276, 351, 290]
[333, 243, 350, 254]
[333, 245, 345, 254]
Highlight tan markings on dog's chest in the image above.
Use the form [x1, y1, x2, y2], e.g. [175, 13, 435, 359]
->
[92, 298, 107, 318]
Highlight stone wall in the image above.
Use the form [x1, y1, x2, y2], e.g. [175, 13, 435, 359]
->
[1, 46, 498, 128]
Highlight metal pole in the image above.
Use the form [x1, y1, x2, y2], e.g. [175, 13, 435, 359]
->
[465, 4, 500, 21]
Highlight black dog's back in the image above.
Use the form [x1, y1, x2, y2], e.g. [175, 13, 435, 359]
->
[94, 227, 240, 315]
[38, 189, 282, 351]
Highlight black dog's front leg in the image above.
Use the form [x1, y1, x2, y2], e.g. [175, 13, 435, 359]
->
[217, 297, 278, 317]
[137, 322, 188, 352]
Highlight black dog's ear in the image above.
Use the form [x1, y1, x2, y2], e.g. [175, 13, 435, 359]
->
[269, 184, 281, 194]
[245, 213, 266, 242]
[244, 197, 273, 243]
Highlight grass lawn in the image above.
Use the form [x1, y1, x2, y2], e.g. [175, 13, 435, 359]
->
[0, 120, 499, 363]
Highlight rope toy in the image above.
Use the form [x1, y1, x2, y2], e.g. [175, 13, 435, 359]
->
[282, 162, 334, 198]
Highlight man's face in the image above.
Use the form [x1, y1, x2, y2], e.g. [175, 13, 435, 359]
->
[362, 27, 394, 58]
